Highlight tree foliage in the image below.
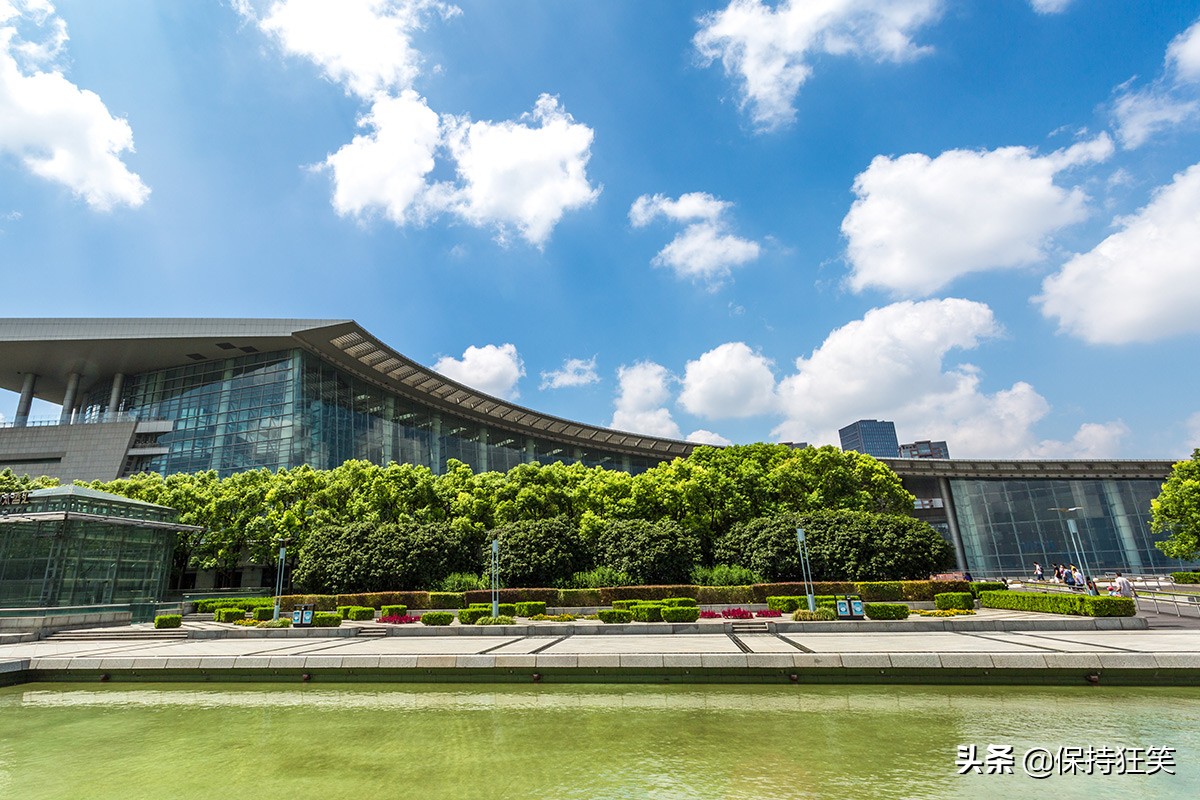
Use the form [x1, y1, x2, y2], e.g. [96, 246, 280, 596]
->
[491, 517, 586, 588]
[594, 519, 698, 585]
[1153, 449, 1200, 560]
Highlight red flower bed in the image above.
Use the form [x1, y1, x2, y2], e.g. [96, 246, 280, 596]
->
[754, 609, 782, 618]
[721, 608, 753, 619]
[378, 614, 420, 624]
[698, 610, 722, 619]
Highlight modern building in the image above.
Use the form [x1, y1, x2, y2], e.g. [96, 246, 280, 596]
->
[0, 485, 197, 607]
[1, 318, 1192, 581]
[838, 419, 899, 458]
[899, 440, 950, 459]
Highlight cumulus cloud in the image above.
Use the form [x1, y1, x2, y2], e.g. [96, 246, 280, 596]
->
[630, 192, 761, 284]
[1026, 421, 1130, 459]
[771, 299, 1124, 458]
[1037, 162, 1200, 344]
[678, 342, 776, 419]
[0, 0, 149, 209]
[610, 361, 682, 439]
[695, 0, 942, 131]
[841, 136, 1113, 296]
[1112, 19, 1200, 148]
[540, 356, 599, 390]
[687, 429, 733, 446]
[433, 343, 524, 400]
[1029, 0, 1072, 13]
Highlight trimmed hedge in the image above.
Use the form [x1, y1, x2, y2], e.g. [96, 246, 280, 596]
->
[696, 585, 756, 605]
[661, 606, 701, 623]
[214, 608, 246, 623]
[863, 603, 910, 620]
[630, 603, 665, 623]
[969, 581, 1006, 597]
[154, 614, 182, 629]
[381, 604, 408, 617]
[600, 584, 698, 602]
[346, 606, 375, 621]
[558, 588, 603, 607]
[336, 591, 431, 610]
[661, 597, 697, 607]
[900, 580, 971, 601]
[336, 605, 353, 619]
[476, 615, 515, 626]
[253, 606, 276, 621]
[515, 601, 547, 617]
[767, 596, 803, 612]
[1172, 572, 1200, 584]
[193, 597, 274, 613]
[791, 608, 836, 621]
[935, 592, 975, 611]
[429, 592, 465, 609]
[420, 611, 454, 626]
[979, 591, 1136, 617]
[611, 600, 640, 611]
[313, 611, 342, 627]
[855, 582, 904, 601]
[597, 609, 633, 624]
[750, 582, 856, 602]
[277, 594, 338, 612]
[464, 588, 560, 606]
[458, 607, 490, 625]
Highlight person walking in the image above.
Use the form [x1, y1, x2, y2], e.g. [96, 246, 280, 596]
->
[1114, 572, 1136, 598]
[1064, 567, 1076, 589]
[1033, 562, 1044, 581]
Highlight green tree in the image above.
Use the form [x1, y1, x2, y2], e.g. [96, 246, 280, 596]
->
[491, 517, 586, 587]
[594, 518, 698, 585]
[0, 469, 59, 492]
[1153, 449, 1200, 560]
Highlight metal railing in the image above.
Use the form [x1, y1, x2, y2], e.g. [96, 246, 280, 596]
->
[0, 412, 153, 429]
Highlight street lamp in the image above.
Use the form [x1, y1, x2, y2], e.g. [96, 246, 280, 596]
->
[272, 539, 291, 621]
[1050, 507, 1097, 596]
[490, 538, 500, 618]
[796, 527, 816, 612]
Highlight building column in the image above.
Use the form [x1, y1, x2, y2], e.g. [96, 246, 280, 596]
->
[430, 413, 442, 473]
[14, 373, 36, 427]
[525, 437, 536, 464]
[107, 373, 125, 419]
[477, 426, 489, 473]
[621, 454, 632, 473]
[1102, 480, 1145, 573]
[59, 372, 80, 425]
[938, 477, 969, 573]
[381, 395, 395, 465]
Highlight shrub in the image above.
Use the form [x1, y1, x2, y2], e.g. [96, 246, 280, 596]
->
[346, 606, 375, 621]
[563, 566, 632, 589]
[381, 604, 408, 617]
[1085, 596, 1138, 617]
[767, 596, 803, 612]
[754, 609, 782, 618]
[698, 610, 722, 619]
[154, 614, 182, 629]
[970, 581, 1006, 597]
[600, 585, 700, 603]
[611, 599, 640, 611]
[440, 572, 488, 592]
[934, 592, 975, 611]
[792, 608, 836, 621]
[595, 519, 699, 585]
[458, 607, 490, 625]
[530, 613, 576, 622]
[854, 582, 904, 601]
[863, 603, 910, 620]
[1172, 571, 1200, 584]
[491, 518, 587, 588]
[597, 609, 633, 624]
[721, 608, 753, 620]
[630, 603, 664, 622]
[429, 592, 464, 609]
[691, 564, 764, 586]
[420, 612, 454, 626]
[661, 606, 701, 623]
[696, 585, 757, 605]
[515, 601, 547, 617]
[476, 615, 515, 626]
[465, 588, 560, 606]
[336, 592, 430, 610]
[258, 617, 292, 628]
[214, 608, 246, 623]
[193, 597, 275, 613]
[313, 612, 342, 627]
[277, 594, 338, 612]
[979, 591, 1135, 617]
[252, 606, 276, 621]
[661, 597, 697, 607]
[749, 582, 856, 602]
[558, 588, 603, 607]
[913, 609, 975, 617]
[336, 606, 353, 619]
[379, 614, 419, 624]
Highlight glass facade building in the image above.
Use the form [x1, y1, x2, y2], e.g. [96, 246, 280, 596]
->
[839, 420, 899, 459]
[0, 487, 186, 607]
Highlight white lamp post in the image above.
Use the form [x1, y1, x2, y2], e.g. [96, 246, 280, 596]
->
[796, 527, 816, 612]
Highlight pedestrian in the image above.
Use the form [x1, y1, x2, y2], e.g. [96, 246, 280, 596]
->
[1033, 562, 1044, 581]
[1064, 567, 1076, 588]
[1114, 572, 1136, 598]
[963, 570, 974, 583]
[1071, 565, 1085, 590]
[1053, 564, 1064, 583]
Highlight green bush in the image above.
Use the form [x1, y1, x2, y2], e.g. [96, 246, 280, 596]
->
[558, 588, 603, 607]
[515, 601, 546, 616]
[595, 518, 699, 585]
[600, 585, 700, 603]
[346, 606, 375, 621]
[597, 609, 633, 624]
[429, 592, 465, 609]
[491, 518, 587, 588]
[336, 605, 353, 619]
[661, 597, 697, 607]
[420, 611, 454, 626]
[563, 566, 632, 589]
[458, 607, 490, 625]
[767, 596, 803, 612]
[476, 615, 515, 626]
[258, 618, 292, 628]
[440, 572, 488, 592]
[791, 607, 836, 621]
[1171, 571, 1200, 584]
[696, 585, 757, 605]
[611, 599, 640, 611]
[214, 608, 246, 623]
[863, 603, 910, 620]
[630, 603, 664, 622]
[898, 580, 971, 601]
[978, 591, 1136, 617]
[154, 614, 182, 629]
[312, 611, 342, 627]
[252, 606, 276, 621]
[381, 604, 408, 617]
[854, 582, 904, 601]
[464, 588, 560, 606]
[193, 597, 275, 613]
[749, 582, 856, 602]
[336, 591, 430, 610]
[935, 592, 974, 611]
[970, 581, 1006, 596]
[277, 594, 338, 612]
[691, 564, 764, 586]
[660, 606, 701, 623]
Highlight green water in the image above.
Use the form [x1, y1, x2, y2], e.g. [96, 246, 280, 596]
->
[0, 683, 1196, 800]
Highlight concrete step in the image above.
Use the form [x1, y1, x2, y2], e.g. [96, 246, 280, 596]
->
[44, 630, 189, 641]
[356, 627, 389, 638]
[729, 621, 769, 634]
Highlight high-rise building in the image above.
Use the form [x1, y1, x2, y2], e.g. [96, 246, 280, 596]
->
[899, 440, 950, 459]
[838, 419, 899, 458]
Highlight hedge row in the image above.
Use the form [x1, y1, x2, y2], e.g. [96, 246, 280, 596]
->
[1172, 572, 1200, 584]
[979, 591, 1136, 617]
[194, 597, 276, 612]
[934, 592, 974, 611]
[154, 614, 182, 629]
[863, 603, 910, 620]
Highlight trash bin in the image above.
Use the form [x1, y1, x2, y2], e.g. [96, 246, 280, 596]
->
[293, 603, 315, 628]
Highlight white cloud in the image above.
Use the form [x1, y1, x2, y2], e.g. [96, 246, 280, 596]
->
[242, 0, 458, 98]
[1186, 412, 1200, 449]
[694, 0, 942, 131]
[1029, 0, 1072, 14]
[0, 0, 148, 209]
[433, 94, 599, 247]
[1026, 421, 1130, 459]
[1167, 19, 1200, 84]
[1111, 19, 1200, 148]
[610, 361, 682, 439]
[842, 136, 1112, 296]
[678, 342, 776, 419]
[433, 343, 525, 400]
[687, 429, 733, 446]
[630, 192, 761, 284]
[322, 90, 441, 223]
[540, 356, 599, 390]
[771, 299, 1123, 458]
[1037, 162, 1200, 344]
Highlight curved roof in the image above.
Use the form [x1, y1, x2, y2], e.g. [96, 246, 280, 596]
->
[0, 317, 696, 461]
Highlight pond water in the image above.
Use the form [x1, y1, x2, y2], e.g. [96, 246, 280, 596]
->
[0, 682, 1196, 799]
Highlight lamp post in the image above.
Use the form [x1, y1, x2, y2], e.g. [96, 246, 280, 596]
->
[490, 538, 500, 618]
[796, 526, 816, 613]
[272, 540, 289, 621]
[1050, 507, 1097, 596]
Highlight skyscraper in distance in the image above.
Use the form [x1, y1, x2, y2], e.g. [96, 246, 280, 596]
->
[838, 419, 899, 458]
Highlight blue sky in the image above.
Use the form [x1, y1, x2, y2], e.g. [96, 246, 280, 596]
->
[3, 0, 1200, 459]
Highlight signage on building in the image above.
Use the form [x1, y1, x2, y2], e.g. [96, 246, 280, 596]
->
[0, 491, 32, 506]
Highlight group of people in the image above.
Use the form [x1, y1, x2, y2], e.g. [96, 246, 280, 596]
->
[1030, 561, 1136, 597]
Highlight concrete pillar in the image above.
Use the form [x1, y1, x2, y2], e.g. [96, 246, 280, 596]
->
[478, 426, 489, 473]
[430, 413, 442, 474]
[525, 437, 536, 464]
[59, 372, 80, 425]
[1102, 480, 1145, 573]
[108, 373, 125, 419]
[14, 373, 36, 426]
[621, 454, 632, 473]
[938, 477, 969, 573]
[382, 395, 395, 465]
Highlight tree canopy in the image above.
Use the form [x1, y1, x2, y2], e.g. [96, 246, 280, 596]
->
[1153, 449, 1200, 561]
